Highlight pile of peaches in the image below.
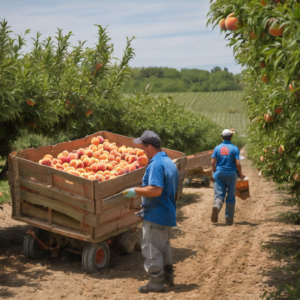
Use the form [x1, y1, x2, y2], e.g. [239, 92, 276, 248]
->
[38, 135, 148, 182]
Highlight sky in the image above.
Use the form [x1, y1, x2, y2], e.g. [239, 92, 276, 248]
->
[1, 0, 242, 74]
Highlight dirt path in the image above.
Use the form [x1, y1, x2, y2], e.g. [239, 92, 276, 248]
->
[0, 153, 297, 299]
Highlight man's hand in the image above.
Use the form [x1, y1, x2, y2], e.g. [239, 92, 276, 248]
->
[123, 188, 137, 198]
[240, 174, 246, 180]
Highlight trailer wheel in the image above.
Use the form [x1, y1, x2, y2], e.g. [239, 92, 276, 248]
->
[82, 242, 110, 274]
[203, 176, 210, 188]
[24, 229, 49, 259]
[119, 231, 139, 254]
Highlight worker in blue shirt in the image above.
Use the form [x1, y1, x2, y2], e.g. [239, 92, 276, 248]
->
[211, 129, 246, 225]
[124, 130, 179, 293]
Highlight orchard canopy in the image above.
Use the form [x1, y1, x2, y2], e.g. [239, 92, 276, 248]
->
[208, 0, 300, 197]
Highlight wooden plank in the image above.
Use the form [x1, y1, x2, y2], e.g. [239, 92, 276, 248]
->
[12, 157, 21, 217]
[20, 190, 97, 227]
[19, 176, 94, 213]
[48, 208, 53, 224]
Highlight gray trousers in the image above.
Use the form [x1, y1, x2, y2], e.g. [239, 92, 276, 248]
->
[142, 220, 173, 280]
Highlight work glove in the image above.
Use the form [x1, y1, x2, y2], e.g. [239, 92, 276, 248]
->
[123, 188, 137, 198]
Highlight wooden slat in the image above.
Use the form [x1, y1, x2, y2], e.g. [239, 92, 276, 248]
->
[12, 157, 21, 217]
[19, 176, 94, 213]
[20, 190, 97, 227]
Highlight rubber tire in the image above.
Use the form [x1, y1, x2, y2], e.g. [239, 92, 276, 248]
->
[119, 231, 139, 255]
[82, 242, 110, 274]
[203, 176, 210, 188]
[23, 229, 48, 259]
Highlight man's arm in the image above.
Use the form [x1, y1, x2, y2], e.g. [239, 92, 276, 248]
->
[211, 157, 217, 173]
[236, 159, 246, 179]
[135, 185, 163, 198]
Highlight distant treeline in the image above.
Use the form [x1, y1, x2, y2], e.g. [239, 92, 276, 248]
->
[122, 66, 244, 93]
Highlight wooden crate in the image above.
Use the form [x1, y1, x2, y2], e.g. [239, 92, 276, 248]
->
[186, 150, 213, 171]
[7, 131, 186, 243]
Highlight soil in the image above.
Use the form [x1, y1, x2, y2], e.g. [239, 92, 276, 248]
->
[0, 152, 298, 299]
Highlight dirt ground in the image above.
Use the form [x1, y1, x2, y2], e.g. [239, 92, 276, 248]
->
[0, 153, 298, 299]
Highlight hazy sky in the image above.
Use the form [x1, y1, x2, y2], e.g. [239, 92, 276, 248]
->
[1, 0, 241, 74]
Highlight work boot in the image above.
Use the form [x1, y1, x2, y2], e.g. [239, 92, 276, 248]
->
[226, 217, 234, 225]
[164, 264, 174, 287]
[211, 200, 223, 223]
[138, 276, 165, 293]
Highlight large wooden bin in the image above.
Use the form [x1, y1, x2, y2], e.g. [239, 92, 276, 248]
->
[186, 150, 213, 171]
[7, 131, 186, 243]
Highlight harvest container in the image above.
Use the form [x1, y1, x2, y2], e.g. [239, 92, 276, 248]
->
[235, 178, 250, 200]
[7, 131, 186, 273]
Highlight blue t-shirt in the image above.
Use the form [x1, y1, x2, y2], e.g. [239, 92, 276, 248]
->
[142, 151, 179, 227]
[212, 140, 239, 172]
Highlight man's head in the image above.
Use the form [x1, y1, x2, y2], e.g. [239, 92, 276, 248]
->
[133, 130, 162, 159]
[222, 129, 233, 141]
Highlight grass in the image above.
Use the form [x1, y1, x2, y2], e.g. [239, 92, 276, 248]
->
[152, 91, 247, 134]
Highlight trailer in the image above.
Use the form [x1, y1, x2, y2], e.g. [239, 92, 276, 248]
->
[7, 131, 186, 273]
[185, 150, 213, 188]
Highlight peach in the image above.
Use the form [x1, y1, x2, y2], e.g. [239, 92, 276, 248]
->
[77, 148, 85, 157]
[110, 161, 118, 167]
[83, 158, 92, 167]
[138, 166, 144, 169]
[96, 171, 104, 175]
[93, 151, 101, 158]
[62, 150, 69, 157]
[77, 160, 84, 169]
[88, 175, 96, 180]
[124, 166, 130, 174]
[89, 144, 94, 149]
[44, 154, 53, 160]
[68, 153, 78, 161]
[62, 163, 69, 168]
[69, 159, 78, 169]
[108, 145, 118, 152]
[104, 170, 111, 176]
[103, 143, 110, 151]
[132, 161, 139, 167]
[115, 157, 121, 163]
[82, 174, 89, 179]
[122, 149, 128, 154]
[225, 13, 242, 31]
[40, 158, 52, 167]
[94, 174, 100, 180]
[125, 154, 130, 162]
[108, 155, 115, 161]
[98, 175, 105, 182]
[115, 166, 122, 172]
[129, 164, 137, 172]
[77, 168, 86, 174]
[138, 156, 148, 166]
[110, 150, 117, 156]
[90, 158, 99, 164]
[100, 154, 108, 160]
[97, 135, 104, 144]
[127, 149, 134, 155]
[57, 153, 64, 158]
[105, 175, 111, 180]
[110, 175, 117, 180]
[98, 144, 104, 150]
[136, 150, 144, 157]
[133, 148, 140, 155]
[52, 158, 61, 165]
[128, 155, 137, 164]
[100, 160, 108, 164]
[55, 164, 64, 171]
[91, 137, 99, 146]
[111, 171, 118, 177]
[115, 152, 122, 158]
[219, 18, 227, 30]
[69, 170, 81, 176]
[91, 146, 98, 152]
[98, 163, 106, 172]
[81, 154, 88, 161]
[118, 147, 125, 154]
[117, 170, 125, 176]
[90, 163, 98, 173]
[106, 163, 113, 171]
[85, 167, 93, 173]
[59, 156, 70, 164]
[121, 153, 127, 160]
[103, 150, 109, 155]
[85, 149, 93, 157]
[65, 167, 75, 172]
[104, 139, 109, 142]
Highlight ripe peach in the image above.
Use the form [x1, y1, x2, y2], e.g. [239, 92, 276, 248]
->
[77, 148, 85, 157]
[129, 164, 137, 172]
[62, 150, 69, 157]
[110, 150, 117, 156]
[81, 155, 88, 161]
[69, 170, 81, 176]
[103, 143, 110, 151]
[125, 154, 130, 162]
[219, 18, 227, 31]
[69, 160, 78, 169]
[96, 170, 104, 175]
[91, 137, 99, 146]
[97, 135, 104, 144]
[138, 156, 148, 166]
[115, 157, 121, 163]
[110, 161, 118, 167]
[278, 145, 285, 154]
[138, 166, 144, 169]
[65, 167, 75, 172]
[264, 113, 275, 123]
[268, 20, 284, 37]
[84, 167, 93, 173]
[77, 168, 86, 174]
[55, 164, 64, 171]
[98, 175, 105, 182]
[111, 171, 118, 177]
[44, 154, 53, 160]
[133, 148, 140, 155]
[83, 158, 92, 167]
[82, 174, 89, 179]
[52, 158, 60, 165]
[100, 154, 108, 160]
[103, 150, 109, 155]
[261, 74, 269, 83]
[68, 153, 78, 161]
[85, 149, 93, 157]
[94, 174, 100, 180]
[62, 163, 69, 168]
[115, 152, 122, 158]
[105, 175, 111, 180]
[225, 13, 242, 31]
[98, 163, 106, 171]
[88, 175, 96, 180]
[104, 139, 109, 142]
[128, 155, 137, 164]
[117, 170, 125, 176]
[118, 147, 125, 154]
[91, 158, 99, 164]
[91, 146, 97, 153]
[136, 150, 144, 157]
[110, 175, 117, 180]
[260, 156, 264, 162]
[108, 155, 115, 161]
[275, 108, 283, 114]
[90, 163, 98, 173]
[77, 160, 84, 169]
[124, 166, 130, 174]
[93, 151, 101, 158]
[108, 145, 118, 152]
[294, 174, 300, 182]
[127, 149, 134, 155]
[115, 166, 122, 172]
[103, 170, 111, 176]
[57, 153, 64, 158]
[106, 164, 113, 171]
[121, 153, 127, 160]
[40, 158, 52, 167]
[260, 61, 266, 69]
[122, 149, 128, 154]
[98, 144, 104, 150]
[250, 31, 256, 39]
[59, 156, 70, 164]
[26, 99, 35, 106]
[86, 109, 92, 116]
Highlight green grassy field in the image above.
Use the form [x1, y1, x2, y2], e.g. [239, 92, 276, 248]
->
[153, 91, 247, 134]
